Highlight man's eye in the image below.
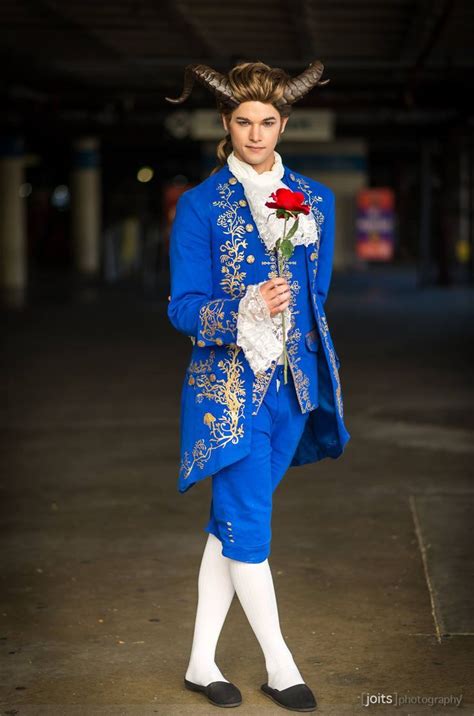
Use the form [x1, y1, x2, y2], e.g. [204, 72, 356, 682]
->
[264, 122, 275, 127]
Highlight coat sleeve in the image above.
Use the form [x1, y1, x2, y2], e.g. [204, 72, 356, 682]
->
[167, 190, 242, 347]
[315, 189, 335, 306]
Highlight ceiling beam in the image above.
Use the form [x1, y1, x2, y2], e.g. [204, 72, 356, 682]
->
[400, 0, 456, 102]
[25, 0, 123, 59]
[158, 0, 219, 58]
[281, 0, 316, 62]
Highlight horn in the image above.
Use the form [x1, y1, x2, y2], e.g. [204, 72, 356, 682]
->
[165, 64, 238, 106]
[281, 60, 330, 104]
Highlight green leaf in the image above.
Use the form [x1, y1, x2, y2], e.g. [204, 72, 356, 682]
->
[285, 217, 299, 242]
[280, 238, 294, 259]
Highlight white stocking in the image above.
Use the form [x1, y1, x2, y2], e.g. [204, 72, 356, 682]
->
[185, 533, 235, 686]
[228, 557, 305, 691]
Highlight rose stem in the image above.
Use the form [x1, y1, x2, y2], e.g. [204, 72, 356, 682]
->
[279, 214, 289, 384]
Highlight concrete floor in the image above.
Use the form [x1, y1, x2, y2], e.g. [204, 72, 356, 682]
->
[1, 266, 473, 715]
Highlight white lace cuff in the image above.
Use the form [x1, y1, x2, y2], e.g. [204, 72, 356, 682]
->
[236, 281, 291, 375]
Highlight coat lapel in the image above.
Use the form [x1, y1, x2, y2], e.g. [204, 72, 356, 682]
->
[283, 166, 320, 293]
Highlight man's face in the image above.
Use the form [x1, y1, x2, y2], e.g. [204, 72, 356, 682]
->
[222, 101, 288, 172]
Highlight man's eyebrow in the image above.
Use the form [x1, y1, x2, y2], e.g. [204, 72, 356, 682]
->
[235, 116, 277, 121]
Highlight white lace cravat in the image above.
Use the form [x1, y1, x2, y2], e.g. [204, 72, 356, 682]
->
[227, 151, 318, 375]
[227, 150, 319, 252]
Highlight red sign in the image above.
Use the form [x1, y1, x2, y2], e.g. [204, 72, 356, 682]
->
[356, 188, 395, 261]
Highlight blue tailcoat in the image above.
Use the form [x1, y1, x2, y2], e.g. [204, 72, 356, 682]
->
[168, 162, 350, 493]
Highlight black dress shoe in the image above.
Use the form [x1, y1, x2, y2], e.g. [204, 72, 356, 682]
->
[184, 678, 242, 707]
[261, 682, 317, 712]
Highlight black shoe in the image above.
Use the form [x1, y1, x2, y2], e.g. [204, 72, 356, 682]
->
[184, 678, 242, 707]
[261, 682, 317, 712]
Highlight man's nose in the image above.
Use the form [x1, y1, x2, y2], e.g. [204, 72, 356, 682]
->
[249, 125, 261, 142]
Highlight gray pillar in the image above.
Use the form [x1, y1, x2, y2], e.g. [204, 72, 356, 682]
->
[0, 136, 27, 308]
[71, 137, 102, 275]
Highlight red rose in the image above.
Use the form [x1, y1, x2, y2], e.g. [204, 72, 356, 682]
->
[265, 188, 310, 215]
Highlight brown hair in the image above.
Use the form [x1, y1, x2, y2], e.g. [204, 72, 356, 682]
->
[210, 61, 292, 175]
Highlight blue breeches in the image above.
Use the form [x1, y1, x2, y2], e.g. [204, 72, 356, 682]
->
[204, 363, 310, 563]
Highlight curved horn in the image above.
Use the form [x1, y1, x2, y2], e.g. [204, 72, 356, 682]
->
[282, 60, 330, 104]
[165, 64, 238, 106]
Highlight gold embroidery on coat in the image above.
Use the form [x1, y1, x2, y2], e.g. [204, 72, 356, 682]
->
[293, 176, 324, 285]
[213, 182, 248, 299]
[287, 327, 317, 412]
[282, 266, 316, 413]
[199, 299, 238, 342]
[251, 362, 277, 415]
[292, 177, 343, 417]
[180, 345, 246, 480]
[188, 350, 215, 375]
[294, 176, 325, 229]
[317, 314, 344, 418]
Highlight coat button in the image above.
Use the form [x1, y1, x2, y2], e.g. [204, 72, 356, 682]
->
[226, 521, 232, 525]
[239, 199, 247, 206]
[229, 176, 237, 185]
[167, 295, 171, 301]
[245, 223, 254, 232]
[215, 337, 223, 345]
[188, 375, 195, 385]
[246, 254, 255, 264]
[197, 339, 205, 347]
[289, 173, 295, 181]
[310, 251, 318, 261]
[209, 373, 216, 381]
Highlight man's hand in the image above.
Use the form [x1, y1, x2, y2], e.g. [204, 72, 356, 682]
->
[259, 277, 291, 317]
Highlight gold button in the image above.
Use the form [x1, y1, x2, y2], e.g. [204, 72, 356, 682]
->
[245, 223, 254, 232]
[188, 375, 195, 385]
[197, 339, 205, 347]
[246, 254, 255, 264]
[310, 251, 317, 261]
[215, 337, 223, 345]
[229, 177, 237, 185]
[239, 199, 247, 207]
[289, 173, 295, 181]
[209, 373, 216, 382]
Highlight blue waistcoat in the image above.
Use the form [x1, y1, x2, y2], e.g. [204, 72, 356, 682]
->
[168, 162, 351, 493]
[249, 220, 319, 415]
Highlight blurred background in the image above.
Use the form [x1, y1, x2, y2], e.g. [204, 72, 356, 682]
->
[1, 1, 473, 713]
[0, 0, 473, 300]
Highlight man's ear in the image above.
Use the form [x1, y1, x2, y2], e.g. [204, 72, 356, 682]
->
[221, 114, 229, 133]
[280, 116, 289, 133]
